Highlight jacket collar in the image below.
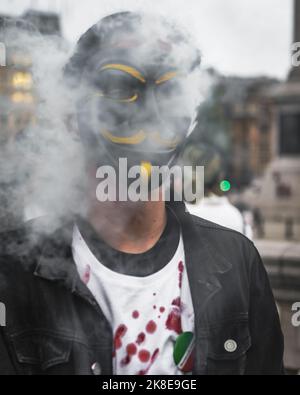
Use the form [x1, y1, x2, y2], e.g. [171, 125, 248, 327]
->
[33, 218, 97, 306]
[167, 201, 232, 374]
[167, 201, 232, 315]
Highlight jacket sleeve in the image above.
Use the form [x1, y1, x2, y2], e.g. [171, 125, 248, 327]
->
[245, 244, 284, 375]
[0, 327, 16, 375]
[0, 264, 17, 375]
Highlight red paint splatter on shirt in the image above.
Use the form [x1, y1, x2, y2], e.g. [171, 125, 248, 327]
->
[159, 306, 165, 313]
[119, 342, 137, 366]
[132, 310, 139, 319]
[172, 297, 181, 308]
[136, 332, 146, 345]
[82, 264, 91, 285]
[138, 349, 150, 363]
[113, 324, 127, 351]
[152, 348, 159, 362]
[166, 310, 182, 334]
[126, 343, 137, 355]
[178, 261, 184, 289]
[138, 348, 160, 375]
[120, 354, 131, 366]
[146, 320, 157, 334]
[126, 343, 137, 356]
[165, 297, 182, 334]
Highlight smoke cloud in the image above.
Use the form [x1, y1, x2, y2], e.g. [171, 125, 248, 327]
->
[0, 11, 214, 235]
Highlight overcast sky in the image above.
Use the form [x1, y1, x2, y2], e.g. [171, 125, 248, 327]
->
[0, 0, 294, 79]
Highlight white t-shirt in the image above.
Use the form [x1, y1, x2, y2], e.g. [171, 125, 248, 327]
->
[72, 225, 195, 375]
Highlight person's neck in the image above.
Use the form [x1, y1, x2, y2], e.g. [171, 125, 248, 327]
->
[85, 174, 167, 254]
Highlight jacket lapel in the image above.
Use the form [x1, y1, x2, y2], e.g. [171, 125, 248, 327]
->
[33, 220, 103, 310]
[168, 201, 233, 374]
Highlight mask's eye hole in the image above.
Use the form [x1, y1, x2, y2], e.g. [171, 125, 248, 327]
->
[156, 78, 183, 96]
[155, 70, 186, 100]
[95, 90, 138, 102]
[155, 79, 185, 109]
[93, 70, 140, 102]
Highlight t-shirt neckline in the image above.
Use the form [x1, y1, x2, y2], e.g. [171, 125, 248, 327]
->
[72, 225, 184, 287]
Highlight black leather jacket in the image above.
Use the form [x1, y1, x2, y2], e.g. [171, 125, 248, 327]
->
[0, 201, 284, 375]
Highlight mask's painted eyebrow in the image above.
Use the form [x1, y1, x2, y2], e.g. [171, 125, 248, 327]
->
[155, 71, 178, 85]
[99, 64, 146, 83]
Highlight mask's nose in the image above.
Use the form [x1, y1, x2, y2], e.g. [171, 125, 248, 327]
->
[137, 86, 161, 125]
[136, 87, 178, 144]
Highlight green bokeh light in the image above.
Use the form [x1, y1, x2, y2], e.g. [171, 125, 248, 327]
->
[220, 180, 231, 192]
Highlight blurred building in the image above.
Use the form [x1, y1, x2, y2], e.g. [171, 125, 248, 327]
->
[218, 76, 278, 187]
[0, 10, 62, 230]
[243, 0, 300, 373]
[207, 2, 300, 198]
[22, 10, 61, 36]
[191, 71, 279, 189]
[0, 20, 33, 146]
[258, 0, 300, 373]
[0, 10, 61, 145]
[237, 0, 300, 242]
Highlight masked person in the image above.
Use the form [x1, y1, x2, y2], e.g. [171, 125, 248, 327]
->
[0, 12, 283, 375]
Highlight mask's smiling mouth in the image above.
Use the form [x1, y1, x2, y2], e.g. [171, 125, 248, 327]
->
[101, 129, 180, 148]
[101, 129, 146, 145]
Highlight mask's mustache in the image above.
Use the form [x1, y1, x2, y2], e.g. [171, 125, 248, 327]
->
[101, 129, 180, 148]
